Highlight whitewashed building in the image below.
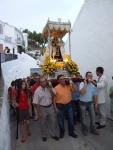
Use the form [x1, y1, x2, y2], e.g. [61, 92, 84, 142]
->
[0, 20, 27, 53]
[66, 0, 113, 85]
[66, 0, 113, 117]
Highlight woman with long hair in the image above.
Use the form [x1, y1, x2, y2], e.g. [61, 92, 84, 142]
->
[15, 80, 31, 143]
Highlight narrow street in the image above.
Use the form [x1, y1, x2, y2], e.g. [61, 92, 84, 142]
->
[11, 116, 113, 150]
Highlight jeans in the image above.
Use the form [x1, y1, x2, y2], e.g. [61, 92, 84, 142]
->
[80, 101, 96, 131]
[56, 102, 74, 135]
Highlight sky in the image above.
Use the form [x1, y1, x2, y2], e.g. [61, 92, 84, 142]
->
[0, 0, 84, 32]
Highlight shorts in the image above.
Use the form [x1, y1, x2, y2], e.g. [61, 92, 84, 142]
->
[19, 109, 29, 122]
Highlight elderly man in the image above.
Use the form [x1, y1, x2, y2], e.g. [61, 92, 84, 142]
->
[33, 76, 59, 142]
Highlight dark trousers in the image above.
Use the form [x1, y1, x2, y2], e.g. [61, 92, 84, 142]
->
[72, 100, 81, 123]
[56, 102, 74, 135]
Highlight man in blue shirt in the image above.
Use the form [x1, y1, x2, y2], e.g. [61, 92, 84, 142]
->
[79, 71, 99, 136]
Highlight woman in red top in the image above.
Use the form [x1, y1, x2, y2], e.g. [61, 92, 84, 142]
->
[16, 80, 31, 143]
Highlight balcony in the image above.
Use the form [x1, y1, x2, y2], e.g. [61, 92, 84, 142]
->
[0, 52, 18, 75]
[0, 52, 17, 63]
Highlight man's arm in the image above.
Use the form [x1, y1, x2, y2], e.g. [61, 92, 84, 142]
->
[52, 98, 59, 113]
[51, 87, 59, 113]
[69, 79, 76, 92]
[48, 81, 56, 96]
[97, 78, 106, 88]
[79, 81, 87, 95]
[91, 80, 97, 87]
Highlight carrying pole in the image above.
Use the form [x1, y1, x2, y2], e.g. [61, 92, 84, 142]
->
[69, 31, 71, 58]
[68, 21, 71, 58]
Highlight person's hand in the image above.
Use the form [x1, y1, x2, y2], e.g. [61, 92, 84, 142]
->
[91, 80, 97, 87]
[69, 79, 73, 84]
[54, 107, 59, 113]
[84, 78, 87, 84]
[69, 78, 73, 85]
[88, 79, 92, 82]
[14, 102, 19, 107]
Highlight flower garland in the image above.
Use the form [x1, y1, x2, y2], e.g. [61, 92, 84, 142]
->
[64, 55, 79, 75]
[41, 56, 56, 75]
[65, 60, 79, 75]
[42, 55, 79, 75]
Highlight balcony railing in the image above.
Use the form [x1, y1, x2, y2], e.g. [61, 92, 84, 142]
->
[0, 52, 17, 63]
[0, 53, 18, 75]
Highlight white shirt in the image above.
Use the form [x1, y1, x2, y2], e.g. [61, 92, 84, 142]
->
[33, 86, 52, 106]
[97, 75, 108, 104]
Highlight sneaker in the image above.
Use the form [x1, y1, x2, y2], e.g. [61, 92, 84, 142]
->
[51, 136, 59, 141]
[42, 137, 47, 142]
[69, 133, 78, 138]
[96, 125, 106, 129]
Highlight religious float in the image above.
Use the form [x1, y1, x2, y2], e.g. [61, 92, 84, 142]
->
[41, 19, 79, 75]
[40, 19, 83, 85]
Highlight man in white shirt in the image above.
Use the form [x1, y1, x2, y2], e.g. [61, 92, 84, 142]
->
[92, 67, 108, 129]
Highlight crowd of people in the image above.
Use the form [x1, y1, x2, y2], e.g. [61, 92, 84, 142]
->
[8, 66, 110, 143]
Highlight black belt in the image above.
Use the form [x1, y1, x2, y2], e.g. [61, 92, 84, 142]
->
[40, 104, 52, 108]
[80, 101, 92, 105]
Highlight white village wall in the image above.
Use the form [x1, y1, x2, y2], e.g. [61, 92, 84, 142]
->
[66, 0, 113, 117]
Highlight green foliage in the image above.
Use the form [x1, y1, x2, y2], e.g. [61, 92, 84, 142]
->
[23, 29, 47, 46]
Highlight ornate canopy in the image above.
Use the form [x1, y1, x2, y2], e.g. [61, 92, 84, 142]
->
[41, 19, 79, 77]
[42, 20, 71, 39]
